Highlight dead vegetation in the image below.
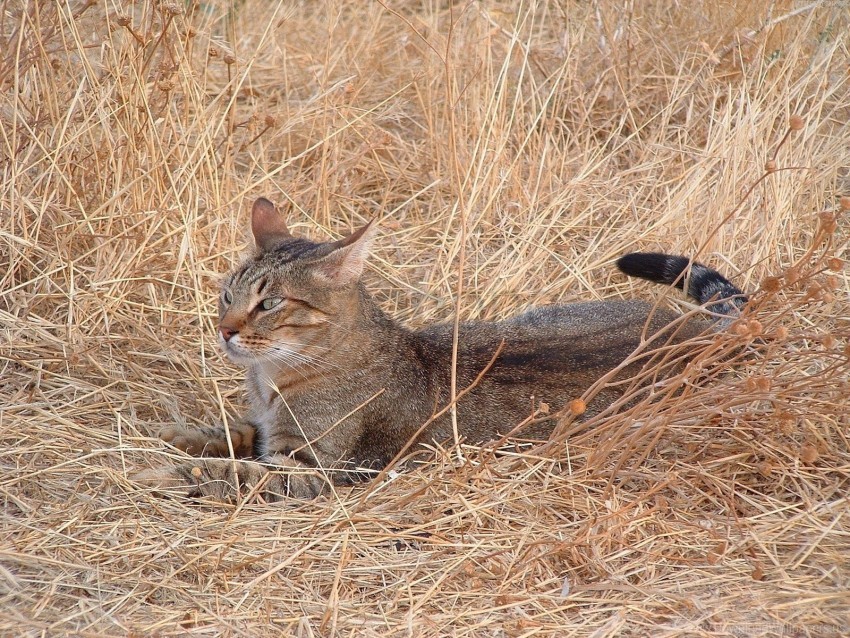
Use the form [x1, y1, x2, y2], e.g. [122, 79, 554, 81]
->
[1, 0, 848, 636]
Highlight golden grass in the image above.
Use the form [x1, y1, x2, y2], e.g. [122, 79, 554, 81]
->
[2, 0, 849, 635]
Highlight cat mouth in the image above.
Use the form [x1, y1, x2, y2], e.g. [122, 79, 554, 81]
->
[219, 338, 257, 366]
[218, 333, 311, 370]
[220, 339, 299, 369]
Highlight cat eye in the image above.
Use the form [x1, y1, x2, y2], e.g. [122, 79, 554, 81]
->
[260, 297, 283, 311]
[222, 290, 233, 305]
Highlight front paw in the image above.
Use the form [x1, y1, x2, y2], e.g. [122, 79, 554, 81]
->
[132, 458, 328, 501]
[158, 425, 211, 456]
[129, 464, 217, 500]
[158, 422, 255, 457]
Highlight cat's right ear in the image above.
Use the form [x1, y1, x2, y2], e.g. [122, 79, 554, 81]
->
[251, 197, 292, 253]
[309, 220, 375, 286]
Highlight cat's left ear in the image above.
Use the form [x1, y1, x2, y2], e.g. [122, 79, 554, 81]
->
[251, 197, 292, 253]
[311, 220, 375, 286]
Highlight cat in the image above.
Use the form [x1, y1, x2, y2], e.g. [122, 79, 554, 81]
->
[133, 197, 746, 500]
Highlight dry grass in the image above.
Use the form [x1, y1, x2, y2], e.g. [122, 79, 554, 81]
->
[2, 0, 849, 636]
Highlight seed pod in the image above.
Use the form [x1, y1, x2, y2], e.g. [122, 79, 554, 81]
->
[773, 326, 788, 340]
[761, 276, 782, 293]
[568, 399, 586, 416]
[799, 443, 819, 464]
[818, 211, 837, 234]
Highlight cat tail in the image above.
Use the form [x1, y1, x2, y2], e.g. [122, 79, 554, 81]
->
[616, 252, 747, 325]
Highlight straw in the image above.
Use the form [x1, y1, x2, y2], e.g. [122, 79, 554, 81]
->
[1, 1, 848, 635]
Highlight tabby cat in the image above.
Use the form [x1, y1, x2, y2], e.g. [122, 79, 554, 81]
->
[134, 198, 746, 500]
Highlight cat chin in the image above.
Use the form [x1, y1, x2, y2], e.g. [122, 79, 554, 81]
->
[220, 344, 297, 370]
[224, 352, 256, 367]
[219, 343, 256, 367]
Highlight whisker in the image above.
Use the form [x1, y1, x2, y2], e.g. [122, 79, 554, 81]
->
[261, 339, 345, 371]
[263, 347, 343, 375]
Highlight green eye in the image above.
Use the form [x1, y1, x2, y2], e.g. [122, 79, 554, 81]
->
[223, 290, 233, 304]
[260, 297, 283, 311]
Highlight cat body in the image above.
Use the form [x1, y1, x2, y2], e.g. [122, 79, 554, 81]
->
[136, 198, 745, 500]
[244, 295, 683, 471]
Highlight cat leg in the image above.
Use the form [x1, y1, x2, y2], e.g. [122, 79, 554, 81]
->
[132, 454, 329, 501]
[158, 419, 256, 458]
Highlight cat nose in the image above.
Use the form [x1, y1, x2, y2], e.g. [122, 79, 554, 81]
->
[219, 326, 238, 342]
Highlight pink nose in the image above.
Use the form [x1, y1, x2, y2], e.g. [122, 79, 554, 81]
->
[220, 326, 238, 342]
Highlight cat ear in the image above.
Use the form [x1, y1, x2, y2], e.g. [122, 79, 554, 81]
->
[251, 197, 292, 252]
[311, 220, 375, 286]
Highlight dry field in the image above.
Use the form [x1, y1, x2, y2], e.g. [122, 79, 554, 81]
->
[2, 0, 849, 636]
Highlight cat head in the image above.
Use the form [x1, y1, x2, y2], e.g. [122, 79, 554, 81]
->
[217, 197, 375, 367]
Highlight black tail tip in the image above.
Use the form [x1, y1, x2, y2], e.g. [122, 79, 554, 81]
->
[616, 252, 686, 284]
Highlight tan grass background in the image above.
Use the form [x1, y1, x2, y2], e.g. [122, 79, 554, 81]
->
[2, 0, 849, 636]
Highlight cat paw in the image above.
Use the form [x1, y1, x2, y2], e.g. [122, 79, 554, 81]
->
[132, 460, 267, 501]
[158, 425, 233, 457]
[131, 458, 328, 501]
[158, 425, 203, 454]
[131, 466, 195, 493]
[266, 455, 330, 499]
[157, 425, 194, 454]
[158, 423, 255, 457]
